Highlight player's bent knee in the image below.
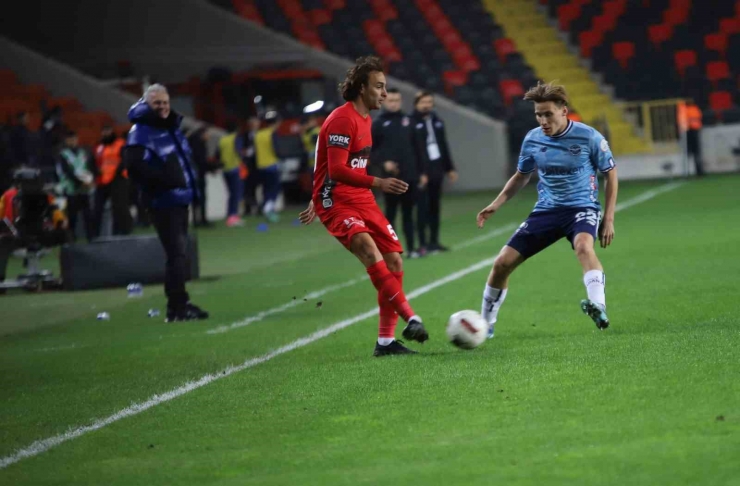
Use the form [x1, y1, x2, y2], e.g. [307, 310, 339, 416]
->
[350, 233, 382, 265]
[492, 254, 515, 276]
[383, 252, 403, 272]
[573, 238, 595, 257]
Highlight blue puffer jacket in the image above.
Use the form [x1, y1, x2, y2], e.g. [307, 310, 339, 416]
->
[126, 99, 199, 208]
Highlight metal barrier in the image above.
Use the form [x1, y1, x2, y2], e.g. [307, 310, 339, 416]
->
[619, 99, 686, 153]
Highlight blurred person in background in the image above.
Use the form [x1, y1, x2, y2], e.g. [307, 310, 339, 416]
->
[411, 91, 457, 254]
[217, 121, 246, 227]
[124, 83, 208, 322]
[56, 130, 95, 242]
[241, 116, 261, 217]
[683, 102, 705, 176]
[188, 125, 218, 227]
[0, 122, 12, 193]
[10, 112, 34, 170]
[93, 125, 132, 236]
[371, 88, 422, 258]
[301, 113, 321, 167]
[255, 110, 282, 223]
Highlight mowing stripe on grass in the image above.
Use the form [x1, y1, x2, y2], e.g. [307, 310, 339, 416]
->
[0, 181, 684, 470]
[208, 223, 518, 335]
[206, 277, 367, 335]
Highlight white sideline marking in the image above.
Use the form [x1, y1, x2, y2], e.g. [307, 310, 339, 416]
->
[0, 182, 684, 470]
[206, 277, 366, 334]
[453, 223, 518, 250]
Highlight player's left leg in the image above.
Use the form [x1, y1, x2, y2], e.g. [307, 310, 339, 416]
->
[572, 232, 609, 329]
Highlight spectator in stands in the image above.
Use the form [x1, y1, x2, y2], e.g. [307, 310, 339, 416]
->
[93, 125, 132, 236]
[255, 110, 283, 223]
[188, 125, 218, 227]
[411, 91, 458, 254]
[56, 130, 95, 242]
[371, 88, 422, 258]
[9, 112, 34, 169]
[124, 83, 208, 322]
[241, 116, 261, 217]
[218, 121, 246, 227]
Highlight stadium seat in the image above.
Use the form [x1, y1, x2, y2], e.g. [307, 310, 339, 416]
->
[499, 79, 525, 107]
[557, 3, 581, 31]
[612, 41, 635, 68]
[706, 60, 731, 88]
[704, 33, 728, 57]
[493, 38, 517, 64]
[648, 24, 673, 48]
[579, 30, 603, 58]
[709, 91, 733, 113]
[720, 17, 740, 35]
[674, 49, 698, 77]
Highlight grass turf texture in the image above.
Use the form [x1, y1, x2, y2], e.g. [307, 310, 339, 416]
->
[1, 175, 738, 485]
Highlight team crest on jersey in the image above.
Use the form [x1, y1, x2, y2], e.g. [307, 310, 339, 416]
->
[569, 144, 582, 156]
[328, 133, 350, 149]
[402, 116, 410, 126]
[600, 139, 610, 152]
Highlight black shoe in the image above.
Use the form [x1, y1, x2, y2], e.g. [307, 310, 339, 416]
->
[166, 302, 209, 322]
[373, 339, 417, 357]
[429, 243, 450, 253]
[402, 318, 429, 343]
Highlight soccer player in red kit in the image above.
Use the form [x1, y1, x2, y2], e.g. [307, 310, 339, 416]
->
[299, 56, 428, 356]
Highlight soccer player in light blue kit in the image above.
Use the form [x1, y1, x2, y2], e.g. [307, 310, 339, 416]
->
[476, 82, 618, 336]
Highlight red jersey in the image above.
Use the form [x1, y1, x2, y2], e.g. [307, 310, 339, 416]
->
[312, 102, 376, 212]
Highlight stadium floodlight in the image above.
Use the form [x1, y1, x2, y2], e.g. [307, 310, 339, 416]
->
[303, 100, 324, 114]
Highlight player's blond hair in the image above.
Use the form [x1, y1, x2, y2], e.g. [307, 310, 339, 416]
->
[523, 81, 569, 107]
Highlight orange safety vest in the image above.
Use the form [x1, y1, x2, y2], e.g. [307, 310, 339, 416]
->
[95, 138, 127, 185]
[677, 103, 703, 132]
[0, 187, 17, 220]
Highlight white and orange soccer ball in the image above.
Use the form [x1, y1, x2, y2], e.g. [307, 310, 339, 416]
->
[446, 310, 488, 350]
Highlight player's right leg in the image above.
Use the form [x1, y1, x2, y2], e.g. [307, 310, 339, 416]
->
[481, 211, 562, 337]
[481, 245, 524, 338]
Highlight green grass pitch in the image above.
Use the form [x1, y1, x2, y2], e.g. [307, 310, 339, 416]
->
[1, 175, 738, 485]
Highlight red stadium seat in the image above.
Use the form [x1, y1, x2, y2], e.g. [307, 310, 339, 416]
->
[602, 0, 627, 18]
[579, 30, 603, 58]
[663, 7, 688, 26]
[494, 38, 517, 63]
[323, 0, 345, 10]
[499, 79, 525, 106]
[557, 4, 581, 32]
[443, 70, 468, 88]
[674, 50, 697, 76]
[706, 61, 730, 83]
[709, 91, 733, 112]
[719, 18, 740, 35]
[592, 13, 618, 32]
[363, 19, 385, 38]
[704, 33, 728, 56]
[612, 41, 635, 68]
[308, 9, 332, 27]
[648, 24, 673, 47]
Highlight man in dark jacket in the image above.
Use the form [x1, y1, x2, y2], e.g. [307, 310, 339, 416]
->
[124, 84, 208, 322]
[371, 88, 422, 258]
[411, 91, 458, 253]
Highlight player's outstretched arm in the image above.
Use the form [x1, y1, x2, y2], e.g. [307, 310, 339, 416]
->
[599, 167, 618, 248]
[476, 171, 532, 228]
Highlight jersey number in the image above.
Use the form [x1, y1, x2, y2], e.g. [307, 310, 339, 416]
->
[575, 210, 599, 227]
[387, 224, 399, 241]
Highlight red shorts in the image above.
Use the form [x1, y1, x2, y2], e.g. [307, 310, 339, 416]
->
[318, 203, 403, 254]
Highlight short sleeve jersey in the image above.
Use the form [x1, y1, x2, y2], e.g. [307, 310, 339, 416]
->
[517, 120, 615, 212]
[312, 102, 374, 211]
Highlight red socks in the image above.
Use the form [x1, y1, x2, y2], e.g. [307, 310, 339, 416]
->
[377, 271, 404, 338]
[367, 261, 414, 337]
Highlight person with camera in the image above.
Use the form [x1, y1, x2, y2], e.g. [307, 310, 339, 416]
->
[0, 167, 68, 292]
[124, 84, 208, 322]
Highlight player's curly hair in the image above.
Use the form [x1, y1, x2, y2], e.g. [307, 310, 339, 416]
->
[523, 81, 569, 107]
[339, 56, 385, 102]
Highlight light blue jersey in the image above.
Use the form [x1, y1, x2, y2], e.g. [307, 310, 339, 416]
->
[517, 120, 615, 212]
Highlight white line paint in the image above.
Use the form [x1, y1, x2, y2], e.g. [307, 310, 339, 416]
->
[614, 181, 684, 212]
[0, 181, 684, 470]
[206, 277, 366, 334]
